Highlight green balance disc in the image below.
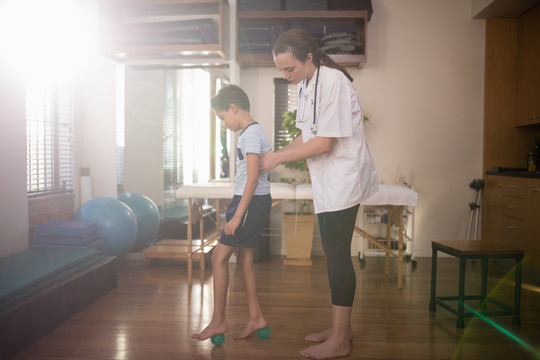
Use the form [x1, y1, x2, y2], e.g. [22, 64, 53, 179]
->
[256, 326, 271, 339]
[210, 333, 225, 346]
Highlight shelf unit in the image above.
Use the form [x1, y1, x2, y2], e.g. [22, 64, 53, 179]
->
[100, 0, 229, 67]
[237, 10, 368, 68]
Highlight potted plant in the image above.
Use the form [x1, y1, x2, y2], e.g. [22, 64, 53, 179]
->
[279, 110, 316, 265]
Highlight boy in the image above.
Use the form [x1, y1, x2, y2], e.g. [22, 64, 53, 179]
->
[192, 85, 272, 342]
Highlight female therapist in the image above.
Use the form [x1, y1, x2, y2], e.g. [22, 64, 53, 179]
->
[259, 29, 379, 359]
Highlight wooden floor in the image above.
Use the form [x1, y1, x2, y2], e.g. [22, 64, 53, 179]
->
[13, 255, 540, 360]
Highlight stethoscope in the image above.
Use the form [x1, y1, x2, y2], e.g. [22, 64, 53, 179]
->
[312, 66, 320, 133]
[298, 66, 320, 133]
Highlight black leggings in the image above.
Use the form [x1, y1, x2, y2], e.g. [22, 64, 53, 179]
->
[317, 204, 360, 307]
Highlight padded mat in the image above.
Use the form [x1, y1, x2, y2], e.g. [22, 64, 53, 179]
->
[0, 248, 106, 309]
[31, 234, 100, 246]
[33, 220, 98, 237]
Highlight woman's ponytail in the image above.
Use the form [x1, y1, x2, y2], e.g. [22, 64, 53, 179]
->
[316, 48, 354, 82]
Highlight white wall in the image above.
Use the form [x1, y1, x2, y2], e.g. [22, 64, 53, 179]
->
[73, 0, 118, 209]
[0, 69, 29, 257]
[241, 0, 485, 257]
[123, 68, 165, 206]
[76, 57, 119, 204]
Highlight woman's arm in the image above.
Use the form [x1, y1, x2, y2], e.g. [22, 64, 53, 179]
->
[259, 136, 334, 173]
[278, 134, 304, 152]
[224, 152, 259, 236]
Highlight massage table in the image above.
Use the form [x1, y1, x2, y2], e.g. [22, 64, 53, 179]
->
[357, 185, 418, 289]
[149, 181, 418, 288]
[294, 184, 418, 289]
[151, 182, 296, 284]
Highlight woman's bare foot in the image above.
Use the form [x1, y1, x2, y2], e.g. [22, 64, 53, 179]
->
[192, 321, 228, 341]
[233, 318, 267, 339]
[299, 338, 350, 359]
[305, 328, 353, 343]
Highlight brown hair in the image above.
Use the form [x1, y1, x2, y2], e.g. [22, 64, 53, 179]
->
[273, 28, 354, 82]
[211, 84, 250, 112]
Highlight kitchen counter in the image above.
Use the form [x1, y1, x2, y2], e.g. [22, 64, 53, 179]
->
[485, 167, 540, 179]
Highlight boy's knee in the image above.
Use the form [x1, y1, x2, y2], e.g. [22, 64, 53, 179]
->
[212, 247, 232, 265]
[211, 251, 221, 265]
[237, 249, 254, 267]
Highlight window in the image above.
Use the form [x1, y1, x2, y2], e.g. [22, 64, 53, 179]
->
[162, 69, 228, 208]
[26, 79, 74, 197]
[273, 78, 298, 150]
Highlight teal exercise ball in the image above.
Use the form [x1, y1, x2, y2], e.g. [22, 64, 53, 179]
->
[118, 192, 160, 251]
[75, 197, 138, 257]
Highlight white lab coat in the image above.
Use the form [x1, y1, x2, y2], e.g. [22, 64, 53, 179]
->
[296, 66, 379, 213]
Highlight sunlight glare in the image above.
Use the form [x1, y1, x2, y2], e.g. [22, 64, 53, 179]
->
[461, 303, 540, 359]
[0, 0, 98, 80]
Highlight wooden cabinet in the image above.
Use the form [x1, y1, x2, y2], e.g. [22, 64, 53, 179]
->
[501, 176, 529, 249]
[482, 17, 540, 173]
[100, 0, 230, 67]
[237, 10, 368, 68]
[483, 175, 540, 283]
[531, 182, 540, 267]
[483, 175, 504, 243]
[516, 4, 540, 127]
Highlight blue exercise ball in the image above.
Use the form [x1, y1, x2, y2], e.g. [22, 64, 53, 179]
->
[75, 197, 138, 256]
[118, 192, 160, 251]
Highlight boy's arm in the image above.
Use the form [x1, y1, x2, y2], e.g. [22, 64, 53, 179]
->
[224, 152, 259, 236]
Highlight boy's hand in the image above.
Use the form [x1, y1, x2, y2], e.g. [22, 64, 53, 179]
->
[224, 216, 241, 236]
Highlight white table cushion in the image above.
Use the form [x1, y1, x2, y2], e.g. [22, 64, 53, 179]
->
[292, 184, 417, 207]
[270, 182, 296, 199]
[176, 182, 296, 200]
[175, 182, 419, 206]
[176, 182, 235, 199]
[362, 184, 418, 207]
[295, 184, 313, 200]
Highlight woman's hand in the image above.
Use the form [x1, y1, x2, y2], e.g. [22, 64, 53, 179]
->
[259, 152, 281, 174]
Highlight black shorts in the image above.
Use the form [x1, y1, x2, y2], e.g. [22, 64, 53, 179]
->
[219, 194, 272, 248]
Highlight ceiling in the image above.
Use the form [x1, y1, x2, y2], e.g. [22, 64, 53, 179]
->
[473, 0, 540, 18]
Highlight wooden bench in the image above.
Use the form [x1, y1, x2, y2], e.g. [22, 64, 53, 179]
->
[0, 248, 117, 359]
[429, 240, 523, 328]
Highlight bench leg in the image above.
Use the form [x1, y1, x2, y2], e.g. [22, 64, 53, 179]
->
[188, 198, 193, 285]
[200, 216, 205, 272]
[429, 247, 437, 311]
[457, 257, 466, 328]
[513, 256, 523, 326]
[480, 258, 488, 309]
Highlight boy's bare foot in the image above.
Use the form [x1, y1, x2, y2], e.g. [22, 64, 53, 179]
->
[299, 338, 350, 359]
[192, 321, 228, 341]
[233, 318, 268, 339]
[305, 328, 353, 343]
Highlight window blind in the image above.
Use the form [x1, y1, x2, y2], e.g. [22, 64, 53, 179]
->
[273, 78, 298, 150]
[116, 66, 125, 194]
[163, 70, 181, 208]
[26, 80, 74, 197]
